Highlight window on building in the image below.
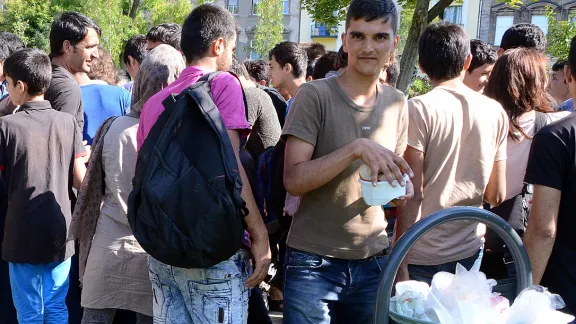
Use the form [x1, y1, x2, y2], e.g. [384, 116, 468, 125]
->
[282, 0, 289, 14]
[531, 15, 549, 35]
[227, 0, 238, 15]
[252, 0, 261, 15]
[443, 5, 463, 25]
[494, 15, 514, 46]
[250, 39, 261, 60]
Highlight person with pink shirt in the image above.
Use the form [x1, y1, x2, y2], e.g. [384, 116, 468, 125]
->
[137, 5, 270, 323]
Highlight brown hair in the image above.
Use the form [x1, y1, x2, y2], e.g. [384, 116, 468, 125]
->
[484, 48, 553, 141]
[87, 47, 117, 85]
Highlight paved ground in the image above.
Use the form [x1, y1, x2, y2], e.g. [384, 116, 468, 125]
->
[270, 311, 283, 323]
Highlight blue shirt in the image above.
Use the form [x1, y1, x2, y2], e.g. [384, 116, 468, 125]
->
[285, 97, 293, 117]
[81, 84, 131, 144]
[0, 80, 8, 101]
[559, 98, 574, 112]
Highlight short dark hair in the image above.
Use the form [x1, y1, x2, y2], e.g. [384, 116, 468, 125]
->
[246, 59, 269, 84]
[269, 41, 308, 79]
[345, 0, 399, 35]
[123, 35, 147, 65]
[419, 21, 470, 81]
[50, 12, 102, 58]
[334, 46, 348, 70]
[4, 48, 52, 95]
[385, 59, 400, 87]
[312, 51, 338, 80]
[569, 36, 576, 78]
[469, 39, 496, 73]
[0, 43, 10, 61]
[500, 23, 546, 51]
[305, 42, 326, 62]
[181, 4, 238, 63]
[0, 32, 25, 55]
[116, 69, 131, 84]
[306, 60, 315, 78]
[146, 23, 182, 51]
[230, 57, 250, 80]
[552, 60, 568, 72]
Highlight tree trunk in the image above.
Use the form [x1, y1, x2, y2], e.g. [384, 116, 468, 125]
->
[428, 0, 456, 23]
[397, 0, 430, 94]
[129, 0, 141, 19]
[397, 0, 455, 94]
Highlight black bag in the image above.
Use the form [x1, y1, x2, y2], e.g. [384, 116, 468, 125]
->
[485, 111, 547, 251]
[128, 72, 249, 269]
[254, 140, 287, 236]
[257, 85, 287, 127]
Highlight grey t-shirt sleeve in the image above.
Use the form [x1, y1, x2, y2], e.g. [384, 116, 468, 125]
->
[45, 69, 84, 130]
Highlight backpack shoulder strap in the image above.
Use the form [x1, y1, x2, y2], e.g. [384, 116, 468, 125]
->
[534, 111, 548, 135]
[184, 75, 249, 216]
[197, 71, 250, 129]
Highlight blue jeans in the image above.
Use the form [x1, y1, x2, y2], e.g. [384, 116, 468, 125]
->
[9, 258, 71, 324]
[283, 247, 388, 324]
[408, 248, 484, 285]
[148, 250, 251, 324]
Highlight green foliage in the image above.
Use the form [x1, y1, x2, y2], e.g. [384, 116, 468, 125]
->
[0, 0, 192, 66]
[0, 0, 54, 51]
[145, 0, 192, 27]
[408, 76, 432, 98]
[252, 0, 284, 59]
[546, 6, 576, 60]
[300, 0, 350, 29]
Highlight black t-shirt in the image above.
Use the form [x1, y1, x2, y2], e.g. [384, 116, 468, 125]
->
[525, 112, 576, 315]
[0, 101, 86, 263]
[45, 65, 84, 131]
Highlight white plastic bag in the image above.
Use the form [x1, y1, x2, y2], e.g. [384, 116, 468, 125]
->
[393, 281, 431, 320]
[426, 264, 502, 324]
[506, 285, 575, 324]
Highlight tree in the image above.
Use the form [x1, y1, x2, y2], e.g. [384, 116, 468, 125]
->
[251, 0, 285, 59]
[0, 0, 53, 51]
[0, 0, 192, 66]
[546, 6, 576, 60]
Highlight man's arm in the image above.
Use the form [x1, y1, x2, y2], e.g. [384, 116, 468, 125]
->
[484, 160, 506, 207]
[72, 158, 86, 190]
[395, 146, 425, 241]
[284, 136, 413, 197]
[524, 184, 561, 284]
[227, 130, 271, 288]
[392, 146, 424, 282]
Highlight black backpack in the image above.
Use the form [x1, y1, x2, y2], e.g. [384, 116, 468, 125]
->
[254, 140, 287, 235]
[257, 85, 287, 127]
[128, 72, 249, 269]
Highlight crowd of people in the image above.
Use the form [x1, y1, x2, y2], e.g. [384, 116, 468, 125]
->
[0, 0, 575, 323]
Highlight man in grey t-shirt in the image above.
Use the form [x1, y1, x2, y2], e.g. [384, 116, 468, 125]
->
[230, 58, 282, 158]
[46, 12, 101, 131]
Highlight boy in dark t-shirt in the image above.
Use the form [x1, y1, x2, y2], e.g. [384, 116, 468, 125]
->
[524, 35, 576, 316]
[0, 48, 86, 323]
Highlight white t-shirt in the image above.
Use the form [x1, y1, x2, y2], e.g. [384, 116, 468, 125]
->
[505, 110, 571, 200]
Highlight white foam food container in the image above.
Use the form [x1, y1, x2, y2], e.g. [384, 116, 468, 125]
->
[359, 174, 408, 206]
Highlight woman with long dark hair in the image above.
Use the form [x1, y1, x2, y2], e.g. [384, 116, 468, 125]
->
[485, 48, 569, 204]
[483, 48, 570, 282]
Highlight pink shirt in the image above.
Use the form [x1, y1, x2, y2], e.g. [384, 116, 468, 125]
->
[137, 66, 250, 149]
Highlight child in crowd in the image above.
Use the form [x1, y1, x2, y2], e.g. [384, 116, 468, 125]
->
[0, 48, 86, 323]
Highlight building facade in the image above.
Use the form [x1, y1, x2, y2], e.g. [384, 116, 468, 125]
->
[192, 0, 301, 60]
[478, 0, 573, 46]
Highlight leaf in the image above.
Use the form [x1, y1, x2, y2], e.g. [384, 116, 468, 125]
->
[251, 0, 285, 59]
